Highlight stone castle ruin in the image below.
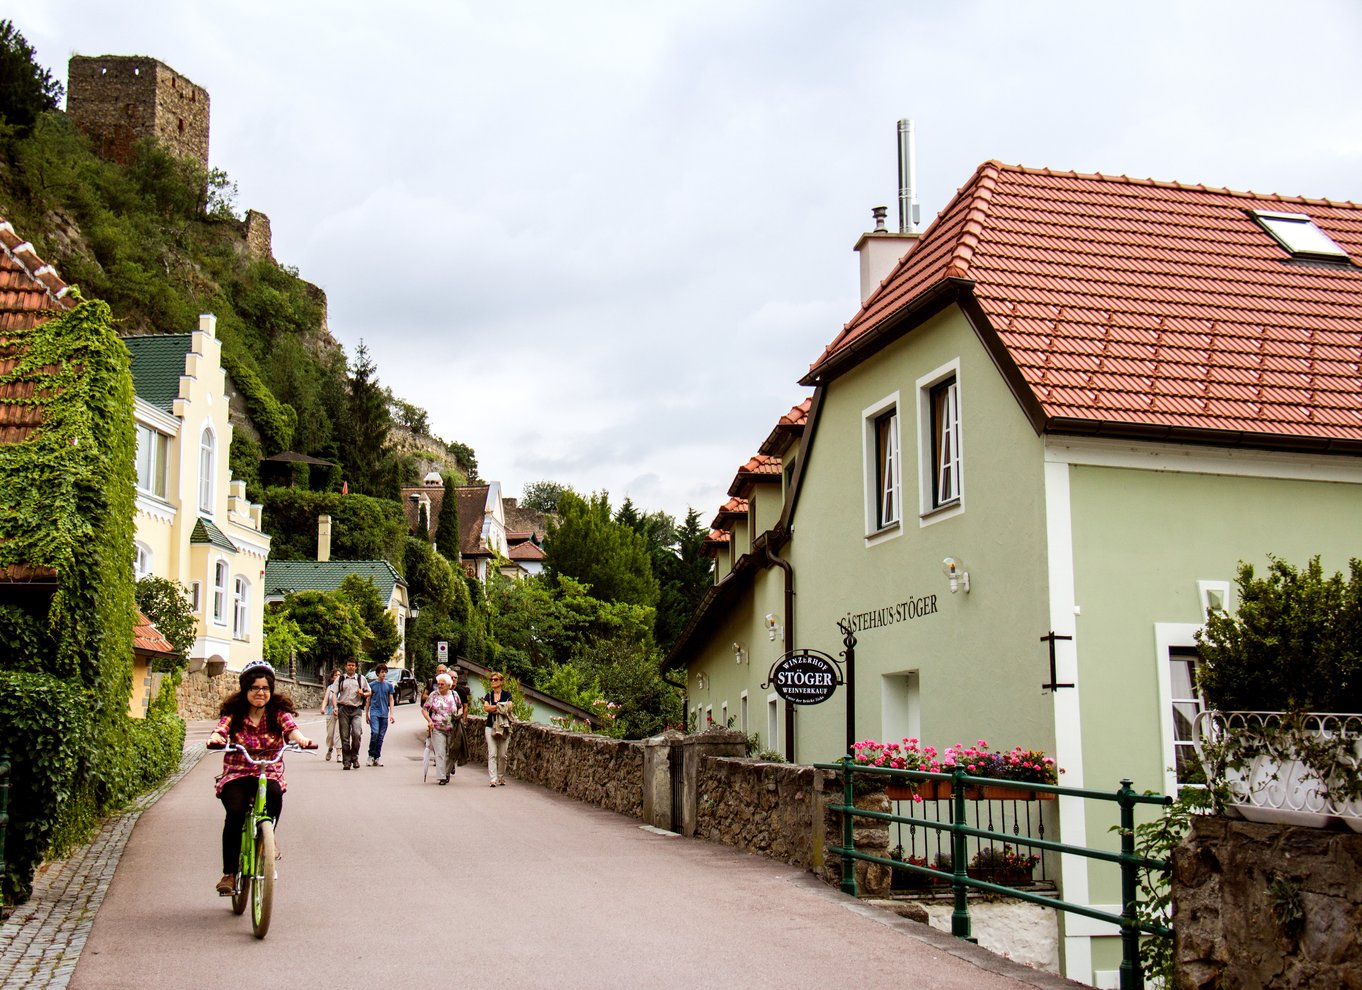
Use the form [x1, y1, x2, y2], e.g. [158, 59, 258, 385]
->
[67, 55, 210, 168]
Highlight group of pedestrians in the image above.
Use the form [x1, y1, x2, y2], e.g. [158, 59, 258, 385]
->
[320, 659, 398, 769]
[319, 660, 515, 786]
[419, 663, 515, 787]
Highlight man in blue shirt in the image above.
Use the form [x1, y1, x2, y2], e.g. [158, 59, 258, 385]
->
[366, 663, 397, 766]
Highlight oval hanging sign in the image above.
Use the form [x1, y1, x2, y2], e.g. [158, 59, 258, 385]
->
[771, 652, 839, 705]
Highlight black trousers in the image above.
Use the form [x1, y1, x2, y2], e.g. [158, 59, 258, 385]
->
[219, 776, 283, 873]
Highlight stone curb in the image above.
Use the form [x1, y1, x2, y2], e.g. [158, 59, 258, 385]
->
[0, 743, 208, 990]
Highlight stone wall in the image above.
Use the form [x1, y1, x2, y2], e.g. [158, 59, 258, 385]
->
[241, 210, 273, 261]
[464, 718, 645, 817]
[67, 55, 210, 167]
[177, 668, 325, 721]
[1173, 816, 1362, 989]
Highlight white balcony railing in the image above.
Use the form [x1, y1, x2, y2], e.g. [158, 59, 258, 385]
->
[1194, 710, 1362, 831]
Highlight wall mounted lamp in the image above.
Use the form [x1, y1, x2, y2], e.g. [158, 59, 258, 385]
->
[732, 641, 747, 665]
[764, 613, 782, 642]
[696, 672, 708, 691]
[942, 556, 970, 594]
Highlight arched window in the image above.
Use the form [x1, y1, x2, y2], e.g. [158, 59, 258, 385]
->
[213, 560, 228, 624]
[198, 427, 216, 515]
[232, 576, 250, 640]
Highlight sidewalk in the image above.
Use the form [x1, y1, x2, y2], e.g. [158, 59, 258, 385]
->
[0, 722, 214, 990]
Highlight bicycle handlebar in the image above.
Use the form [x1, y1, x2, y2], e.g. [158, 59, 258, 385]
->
[205, 742, 311, 765]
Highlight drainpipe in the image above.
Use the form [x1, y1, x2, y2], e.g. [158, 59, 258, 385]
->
[766, 538, 796, 763]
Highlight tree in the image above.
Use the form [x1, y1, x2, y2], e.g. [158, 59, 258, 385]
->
[434, 473, 461, 561]
[134, 576, 196, 670]
[654, 508, 713, 656]
[336, 573, 401, 665]
[544, 491, 659, 608]
[281, 590, 367, 672]
[340, 341, 393, 497]
[521, 480, 570, 514]
[262, 607, 315, 675]
[416, 502, 429, 541]
[0, 20, 62, 136]
[1196, 555, 1362, 712]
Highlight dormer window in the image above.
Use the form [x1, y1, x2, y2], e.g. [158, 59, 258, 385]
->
[1252, 211, 1351, 264]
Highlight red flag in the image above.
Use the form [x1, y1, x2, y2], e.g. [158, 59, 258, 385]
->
[341, 481, 349, 495]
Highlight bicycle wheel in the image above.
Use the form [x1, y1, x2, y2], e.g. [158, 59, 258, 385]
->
[250, 819, 276, 938]
[230, 829, 251, 916]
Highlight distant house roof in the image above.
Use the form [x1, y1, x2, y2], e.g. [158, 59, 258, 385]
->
[508, 540, 545, 562]
[263, 559, 406, 602]
[456, 484, 492, 557]
[804, 162, 1362, 453]
[133, 610, 177, 659]
[399, 481, 447, 535]
[121, 333, 192, 413]
[191, 517, 237, 552]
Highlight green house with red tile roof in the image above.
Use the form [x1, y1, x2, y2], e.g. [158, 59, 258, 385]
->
[671, 162, 1362, 984]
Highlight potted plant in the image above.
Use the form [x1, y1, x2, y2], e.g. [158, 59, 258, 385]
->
[888, 844, 936, 890]
[985, 746, 1062, 800]
[969, 844, 1039, 886]
[850, 738, 941, 801]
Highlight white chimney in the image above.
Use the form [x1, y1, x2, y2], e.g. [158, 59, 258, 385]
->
[318, 515, 332, 563]
[853, 118, 922, 304]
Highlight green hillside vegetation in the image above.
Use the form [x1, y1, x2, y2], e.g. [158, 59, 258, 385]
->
[0, 24, 712, 747]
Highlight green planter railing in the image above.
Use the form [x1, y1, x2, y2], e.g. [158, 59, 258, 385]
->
[818, 762, 1172, 990]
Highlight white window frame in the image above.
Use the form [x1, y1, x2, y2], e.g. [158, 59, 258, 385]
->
[916, 360, 964, 524]
[133, 543, 152, 581]
[767, 693, 779, 754]
[190, 581, 202, 613]
[1154, 622, 1205, 796]
[721, 702, 729, 728]
[232, 575, 250, 640]
[212, 559, 229, 626]
[198, 426, 216, 515]
[135, 424, 169, 499]
[862, 392, 903, 544]
[740, 690, 749, 735]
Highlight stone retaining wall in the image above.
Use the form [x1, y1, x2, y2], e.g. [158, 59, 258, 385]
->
[176, 669, 325, 721]
[464, 718, 645, 817]
[1173, 816, 1362, 989]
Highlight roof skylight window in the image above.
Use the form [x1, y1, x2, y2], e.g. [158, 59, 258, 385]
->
[1252, 210, 1351, 262]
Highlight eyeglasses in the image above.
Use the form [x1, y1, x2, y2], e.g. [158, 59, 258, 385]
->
[491, 678, 503, 683]
[248, 686, 270, 694]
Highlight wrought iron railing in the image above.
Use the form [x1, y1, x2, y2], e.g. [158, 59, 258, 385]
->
[818, 762, 1172, 990]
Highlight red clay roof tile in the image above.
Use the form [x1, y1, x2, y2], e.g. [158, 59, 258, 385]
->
[804, 163, 1362, 447]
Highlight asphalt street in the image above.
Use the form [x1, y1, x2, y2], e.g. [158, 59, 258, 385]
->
[66, 709, 1079, 990]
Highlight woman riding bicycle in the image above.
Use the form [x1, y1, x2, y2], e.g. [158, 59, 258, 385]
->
[207, 660, 315, 895]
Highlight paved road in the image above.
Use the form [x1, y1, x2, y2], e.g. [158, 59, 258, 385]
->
[55, 711, 1079, 990]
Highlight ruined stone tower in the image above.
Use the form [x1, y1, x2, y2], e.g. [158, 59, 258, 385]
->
[66, 55, 209, 167]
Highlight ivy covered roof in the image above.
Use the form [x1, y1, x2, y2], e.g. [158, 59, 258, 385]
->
[263, 559, 406, 601]
[121, 333, 191, 412]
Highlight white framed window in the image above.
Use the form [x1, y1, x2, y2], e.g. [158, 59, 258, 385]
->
[862, 392, 902, 540]
[212, 560, 228, 625]
[721, 702, 729, 728]
[916, 361, 964, 521]
[133, 543, 152, 581]
[198, 426, 216, 515]
[134, 424, 169, 498]
[767, 694, 779, 754]
[232, 576, 249, 640]
[705, 704, 713, 729]
[740, 691, 749, 735]
[1154, 622, 1205, 795]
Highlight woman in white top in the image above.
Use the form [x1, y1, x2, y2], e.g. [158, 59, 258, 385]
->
[422, 673, 463, 785]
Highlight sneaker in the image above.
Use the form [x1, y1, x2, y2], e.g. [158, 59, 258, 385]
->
[497, 778, 506, 786]
[367, 757, 376, 767]
[325, 750, 333, 761]
[373, 759, 383, 767]
[216, 874, 234, 896]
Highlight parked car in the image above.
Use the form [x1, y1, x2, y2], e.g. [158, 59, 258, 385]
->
[366, 666, 419, 705]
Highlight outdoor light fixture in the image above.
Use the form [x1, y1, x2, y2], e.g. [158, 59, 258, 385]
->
[764, 613, 782, 641]
[696, 673, 708, 691]
[733, 641, 747, 665]
[942, 556, 970, 594]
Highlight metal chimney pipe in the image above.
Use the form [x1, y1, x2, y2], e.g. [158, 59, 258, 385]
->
[897, 118, 920, 233]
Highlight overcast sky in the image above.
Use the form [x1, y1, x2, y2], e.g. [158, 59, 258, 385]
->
[21, 2, 1362, 522]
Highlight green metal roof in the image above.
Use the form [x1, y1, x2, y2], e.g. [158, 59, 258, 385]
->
[191, 517, 238, 552]
[122, 334, 191, 412]
[263, 559, 405, 601]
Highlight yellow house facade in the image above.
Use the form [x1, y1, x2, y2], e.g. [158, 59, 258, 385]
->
[126, 314, 271, 677]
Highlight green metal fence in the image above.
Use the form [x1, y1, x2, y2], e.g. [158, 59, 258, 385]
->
[0, 752, 9, 911]
[817, 762, 1172, 990]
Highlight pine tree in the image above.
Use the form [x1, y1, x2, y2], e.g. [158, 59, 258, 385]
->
[544, 491, 659, 608]
[416, 502, 430, 540]
[434, 473, 461, 561]
[0, 20, 63, 135]
[340, 341, 392, 497]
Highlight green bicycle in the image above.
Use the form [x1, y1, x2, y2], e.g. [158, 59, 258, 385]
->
[207, 742, 306, 938]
